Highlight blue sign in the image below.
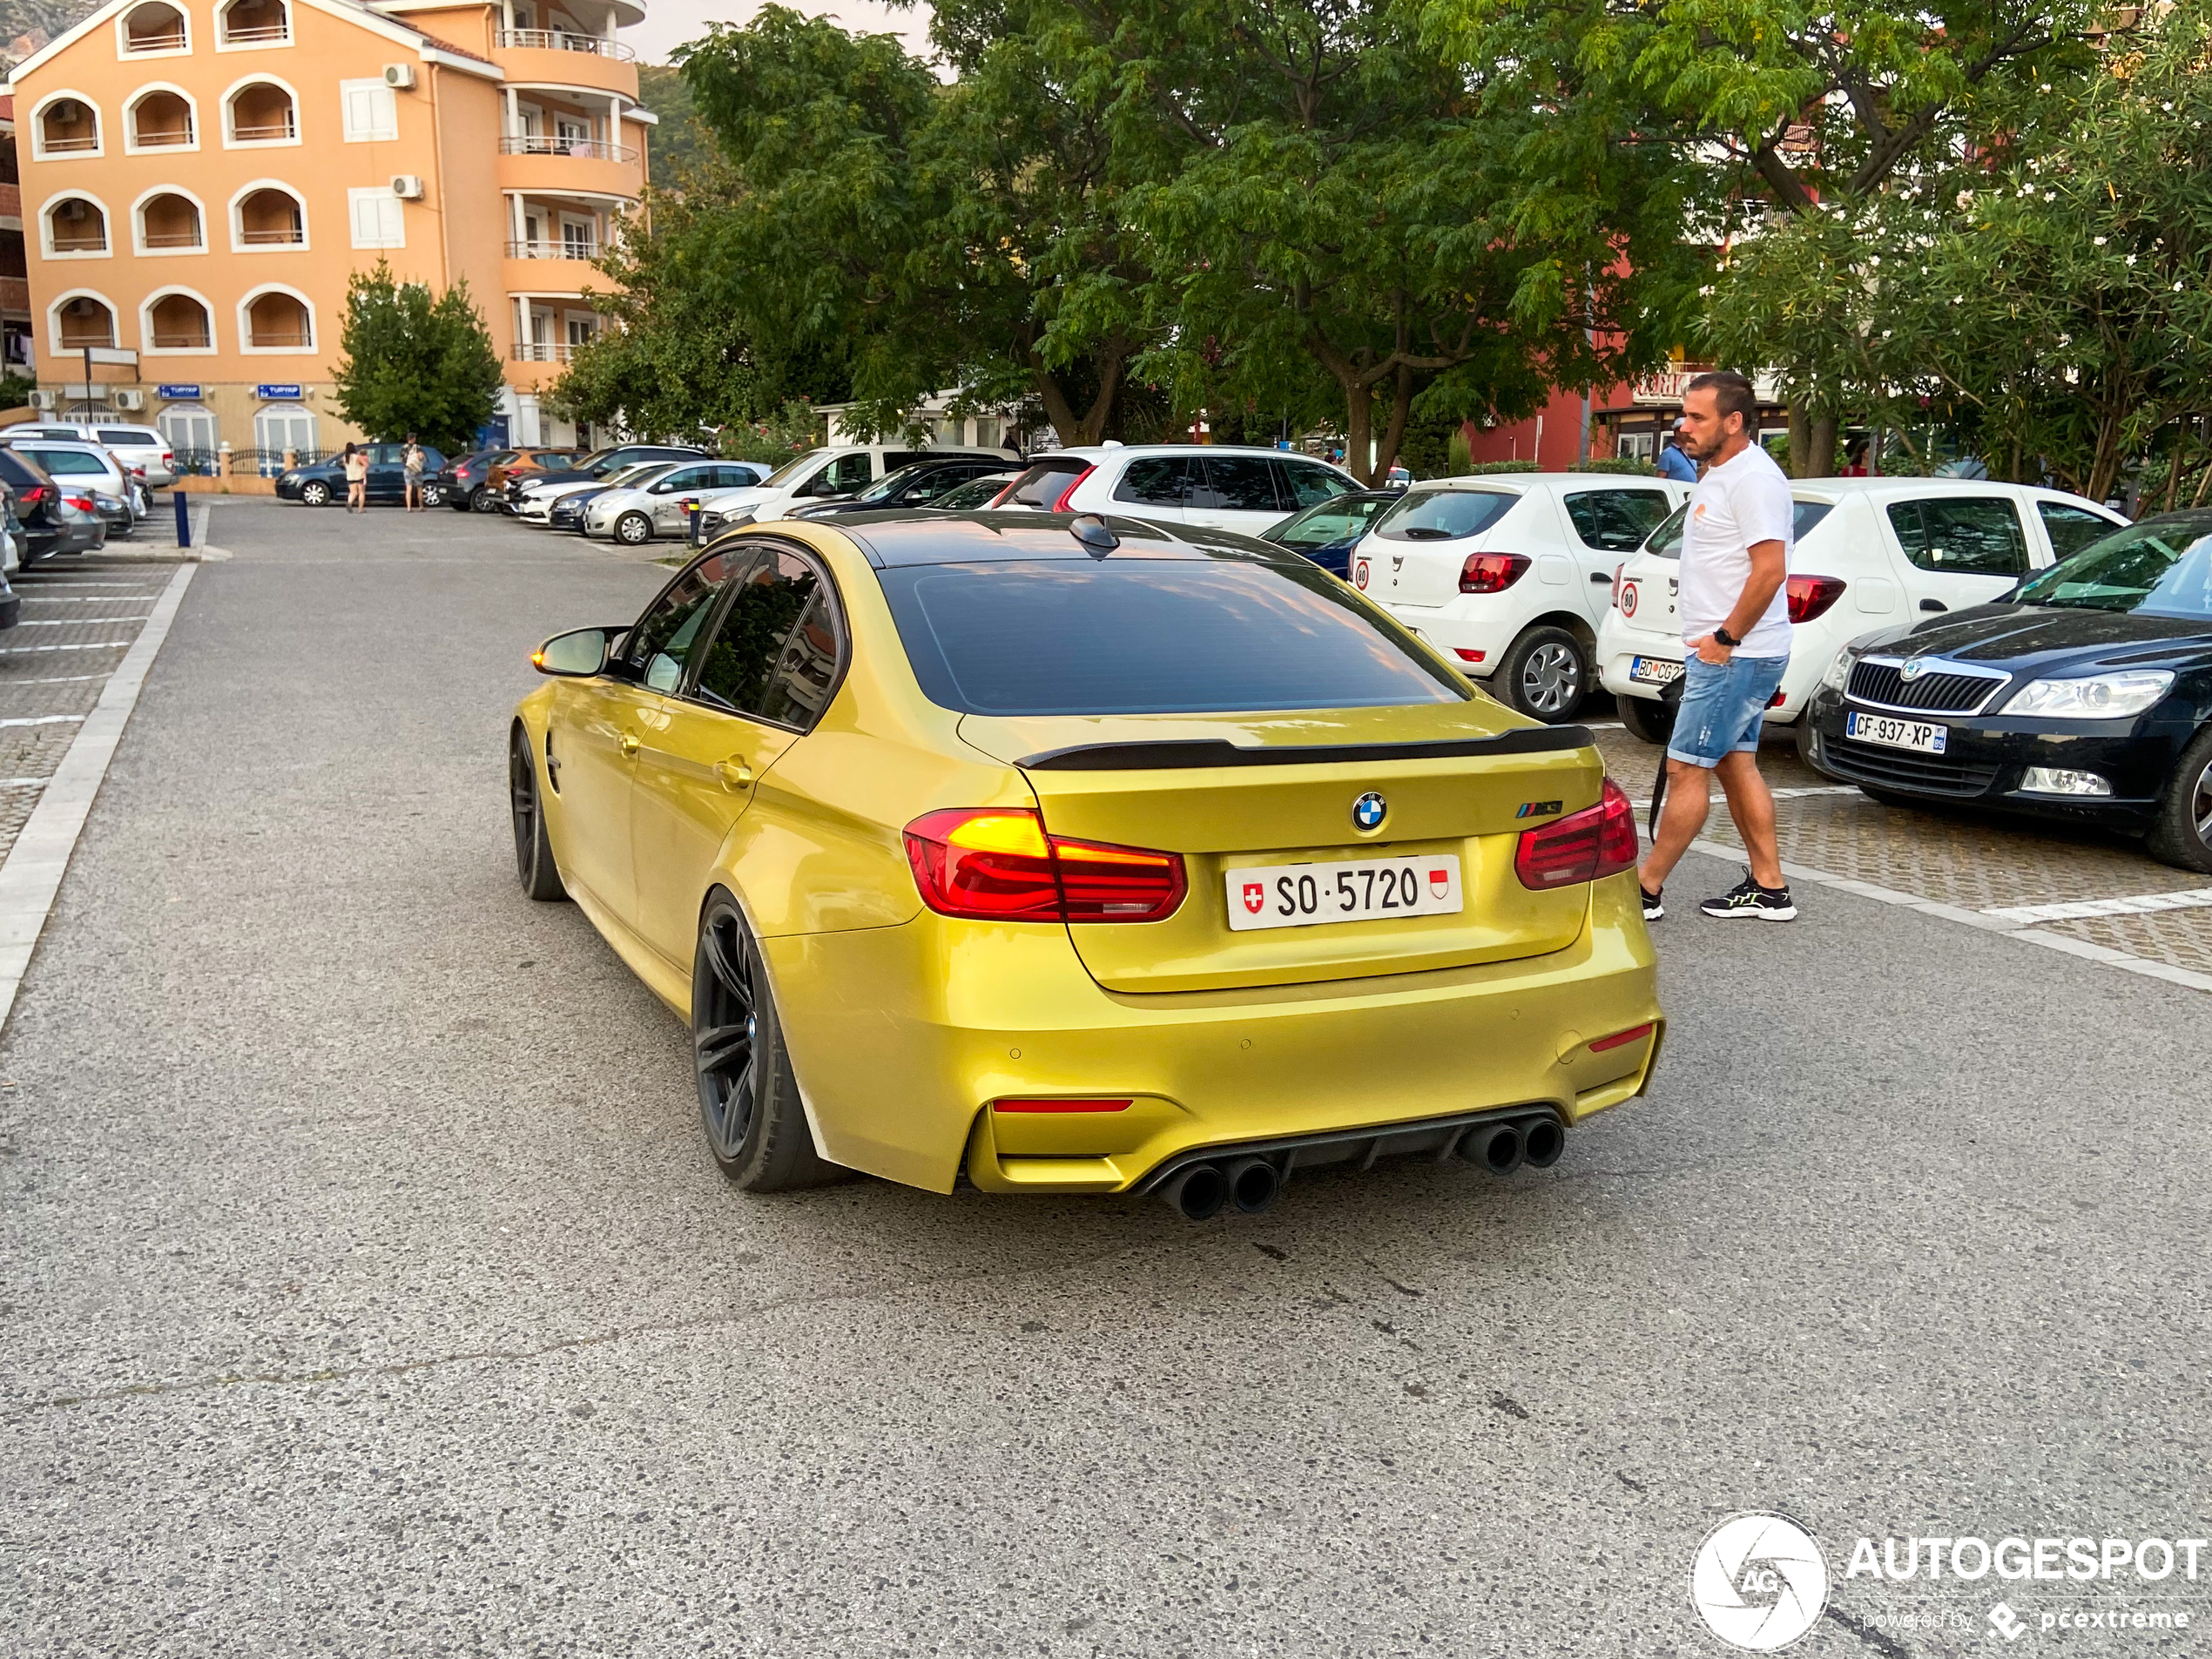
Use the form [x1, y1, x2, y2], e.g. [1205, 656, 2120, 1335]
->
[254, 382, 305, 401]
[156, 382, 201, 400]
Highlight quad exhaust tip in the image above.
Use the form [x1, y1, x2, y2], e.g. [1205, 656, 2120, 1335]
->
[1158, 1163, 1229, 1221]
[1223, 1157, 1279, 1215]
[1460, 1122, 1524, 1177]
[1157, 1113, 1565, 1218]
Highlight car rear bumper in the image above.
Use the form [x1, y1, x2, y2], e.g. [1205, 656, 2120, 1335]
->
[1804, 685, 2182, 824]
[761, 874, 1660, 1195]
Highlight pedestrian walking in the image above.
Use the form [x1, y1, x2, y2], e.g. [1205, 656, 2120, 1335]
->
[1635, 370, 1797, 922]
[1656, 420, 1699, 482]
[342, 442, 368, 513]
[402, 434, 426, 511]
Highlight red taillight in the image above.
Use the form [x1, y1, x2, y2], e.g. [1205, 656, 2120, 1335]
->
[1611, 562, 1624, 609]
[1459, 552, 1530, 594]
[992, 1098, 1132, 1113]
[64, 495, 96, 511]
[903, 808, 1186, 923]
[1786, 573, 1847, 624]
[1514, 780, 1638, 890]
[1050, 465, 1096, 512]
[20, 485, 46, 506]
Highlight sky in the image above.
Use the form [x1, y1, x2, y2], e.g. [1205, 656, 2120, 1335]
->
[624, 0, 935, 66]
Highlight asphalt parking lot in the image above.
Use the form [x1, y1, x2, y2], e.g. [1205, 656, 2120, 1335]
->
[2, 498, 2207, 1657]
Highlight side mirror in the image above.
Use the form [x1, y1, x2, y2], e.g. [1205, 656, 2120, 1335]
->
[532, 626, 611, 677]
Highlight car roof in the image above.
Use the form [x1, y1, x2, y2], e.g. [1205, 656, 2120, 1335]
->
[819, 510, 1300, 569]
[1781, 475, 2101, 502]
[7, 435, 112, 452]
[1028, 445, 1339, 463]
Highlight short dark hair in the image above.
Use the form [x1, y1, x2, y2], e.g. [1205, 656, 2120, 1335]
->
[1687, 370, 1757, 428]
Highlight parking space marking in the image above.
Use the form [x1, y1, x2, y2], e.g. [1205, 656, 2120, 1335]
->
[1983, 888, 2212, 923]
[0, 716, 85, 729]
[0, 642, 141, 654]
[16, 617, 154, 627]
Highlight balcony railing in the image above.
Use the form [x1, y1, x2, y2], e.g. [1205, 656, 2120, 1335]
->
[511, 341, 580, 362]
[39, 134, 101, 154]
[143, 230, 203, 249]
[132, 124, 195, 147]
[59, 334, 117, 350]
[496, 28, 636, 58]
[231, 118, 296, 141]
[239, 226, 304, 246]
[248, 329, 312, 347]
[221, 23, 289, 43]
[51, 233, 107, 252]
[500, 134, 637, 163]
[150, 330, 212, 349]
[125, 28, 188, 50]
[507, 239, 600, 260]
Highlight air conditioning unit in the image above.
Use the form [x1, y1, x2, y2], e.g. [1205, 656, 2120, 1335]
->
[111, 389, 145, 411]
[27, 390, 57, 411]
[383, 64, 416, 90]
[390, 174, 425, 199]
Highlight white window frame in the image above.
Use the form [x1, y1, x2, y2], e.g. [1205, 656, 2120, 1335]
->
[347, 187, 407, 250]
[30, 91, 105, 162]
[40, 191, 114, 260]
[238, 283, 316, 355]
[221, 72, 301, 148]
[215, 0, 293, 51]
[130, 185, 208, 256]
[339, 78, 399, 143]
[228, 179, 311, 253]
[47, 288, 122, 356]
[116, 2, 192, 58]
[123, 82, 200, 156]
[139, 286, 219, 356]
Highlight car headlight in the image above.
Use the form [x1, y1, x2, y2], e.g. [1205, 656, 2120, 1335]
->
[2003, 670, 2175, 718]
[280, 472, 300, 486]
[1820, 645, 1858, 691]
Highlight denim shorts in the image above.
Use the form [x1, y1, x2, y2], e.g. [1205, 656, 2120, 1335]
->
[1666, 653, 1789, 768]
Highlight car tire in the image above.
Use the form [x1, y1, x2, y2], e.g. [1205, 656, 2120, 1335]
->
[2145, 725, 2212, 874]
[469, 486, 497, 513]
[421, 483, 446, 509]
[1616, 692, 1674, 745]
[1497, 624, 1590, 723]
[509, 725, 567, 901]
[300, 480, 331, 507]
[448, 491, 474, 513]
[615, 511, 653, 546]
[693, 890, 840, 1191]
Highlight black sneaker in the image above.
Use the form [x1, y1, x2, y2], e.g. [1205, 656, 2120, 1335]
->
[1698, 871, 1797, 921]
[1641, 887, 1664, 921]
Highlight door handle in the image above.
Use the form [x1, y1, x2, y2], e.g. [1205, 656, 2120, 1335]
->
[1919, 598, 1948, 613]
[618, 732, 640, 758]
[717, 758, 753, 791]
[1588, 571, 1613, 583]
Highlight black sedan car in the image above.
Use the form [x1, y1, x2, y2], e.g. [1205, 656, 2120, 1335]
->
[278, 443, 449, 507]
[786, 456, 1022, 519]
[1804, 510, 2212, 872]
[1258, 489, 1400, 578]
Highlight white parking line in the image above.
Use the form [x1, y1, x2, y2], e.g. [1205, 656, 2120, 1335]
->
[0, 716, 84, 728]
[3, 675, 118, 685]
[0, 643, 138, 654]
[1983, 887, 2212, 924]
[15, 617, 153, 626]
[0, 563, 196, 1032]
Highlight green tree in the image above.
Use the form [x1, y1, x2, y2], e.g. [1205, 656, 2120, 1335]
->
[330, 260, 503, 453]
[635, 63, 715, 185]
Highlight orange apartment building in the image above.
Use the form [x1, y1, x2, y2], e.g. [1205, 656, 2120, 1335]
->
[0, 0, 651, 466]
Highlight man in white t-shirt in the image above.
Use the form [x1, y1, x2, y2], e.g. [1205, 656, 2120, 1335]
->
[1636, 371, 1798, 922]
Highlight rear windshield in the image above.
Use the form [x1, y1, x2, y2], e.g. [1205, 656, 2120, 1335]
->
[97, 428, 157, 445]
[1372, 488, 1517, 543]
[19, 448, 108, 475]
[877, 559, 1469, 716]
[1643, 498, 1833, 559]
[1001, 459, 1090, 509]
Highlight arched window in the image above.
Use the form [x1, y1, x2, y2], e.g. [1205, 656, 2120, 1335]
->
[233, 184, 307, 249]
[35, 95, 102, 158]
[120, 2, 188, 51]
[126, 86, 197, 150]
[158, 401, 219, 467]
[219, 0, 290, 46]
[242, 287, 313, 351]
[54, 294, 118, 351]
[224, 78, 296, 144]
[145, 291, 214, 352]
[44, 195, 109, 254]
[253, 402, 316, 472]
[135, 190, 205, 253]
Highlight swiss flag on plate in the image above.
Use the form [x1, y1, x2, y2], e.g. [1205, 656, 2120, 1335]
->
[1428, 868, 1450, 896]
[1242, 882, 1265, 914]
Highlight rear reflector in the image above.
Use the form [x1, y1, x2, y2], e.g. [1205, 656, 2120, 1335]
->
[904, 807, 1186, 923]
[1786, 573, 1847, 624]
[992, 1097, 1132, 1113]
[1460, 553, 1531, 594]
[1453, 648, 1487, 663]
[1589, 1022, 1655, 1053]
[1514, 780, 1638, 890]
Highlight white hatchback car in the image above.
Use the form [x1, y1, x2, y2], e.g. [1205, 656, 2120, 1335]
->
[695, 443, 1018, 532]
[990, 445, 1366, 537]
[10, 421, 176, 486]
[1350, 474, 1691, 720]
[1597, 476, 2127, 745]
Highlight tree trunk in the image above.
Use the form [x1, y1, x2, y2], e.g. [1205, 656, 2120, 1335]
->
[1787, 402, 1811, 477]
[1808, 411, 1838, 478]
[1370, 365, 1413, 485]
[1339, 381, 1375, 486]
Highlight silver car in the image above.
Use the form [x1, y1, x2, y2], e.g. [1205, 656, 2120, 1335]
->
[585, 460, 766, 544]
[10, 421, 176, 486]
[5, 439, 140, 535]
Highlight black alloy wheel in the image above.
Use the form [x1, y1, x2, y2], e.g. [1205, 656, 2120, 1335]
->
[509, 724, 566, 900]
[692, 892, 839, 1190]
[300, 479, 331, 507]
[469, 486, 496, 513]
[2147, 725, 2212, 874]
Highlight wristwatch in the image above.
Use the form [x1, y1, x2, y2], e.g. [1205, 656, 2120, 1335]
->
[1713, 625, 1740, 648]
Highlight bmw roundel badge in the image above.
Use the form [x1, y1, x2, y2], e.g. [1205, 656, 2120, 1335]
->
[1900, 659, 1927, 681]
[1352, 792, 1387, 832]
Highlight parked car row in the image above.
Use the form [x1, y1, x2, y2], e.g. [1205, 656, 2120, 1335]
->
[0, 437, 117, 565]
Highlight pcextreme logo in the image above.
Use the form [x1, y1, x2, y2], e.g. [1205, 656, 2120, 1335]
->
[1690, 1513, 1830, 1651]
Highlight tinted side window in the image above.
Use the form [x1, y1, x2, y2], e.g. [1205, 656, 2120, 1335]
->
[25, 449, 106, 475]
[624, 546, 753, 693]
[1279, 459, 1352, 508]
[1888, 497, 2029, 575]
[1005, 458, 1091, 509]
[692, 551, 839, 726]
[1562, 489, 1673, 552]
[2040, 502, 2114, 560]
[97, 428, 148, 445]
[899, 467, 974, 504]
[652, 465, 714, 493]
[1197, 456, 1282, 513]
[1114, 456, 1192, 506]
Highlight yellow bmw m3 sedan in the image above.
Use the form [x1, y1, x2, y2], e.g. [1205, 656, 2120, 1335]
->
[509, 511, 1662, 1217]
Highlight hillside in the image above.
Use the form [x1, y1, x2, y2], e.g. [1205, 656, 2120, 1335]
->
[0, 0, 95, 64]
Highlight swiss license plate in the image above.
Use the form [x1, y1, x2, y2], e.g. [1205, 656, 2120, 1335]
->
[1630, 655, 1685, 686]
[1846, 711, 1949, 754]
[1226, 856, 1464, 932]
